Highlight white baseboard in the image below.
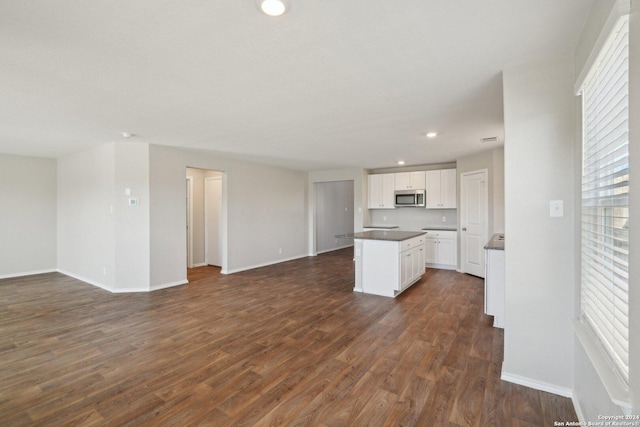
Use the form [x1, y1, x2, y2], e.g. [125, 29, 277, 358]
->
[222, 254, 310, 275]
[191, 263, 207, 268]
[0, 268, 56, 280]
[112, 287, 150, 293]
[150, 280, 188, 291]
[572, 395, 585, 423]
[501, 371, 573, 398]
[57, 269, 114, 293]
[425, 263, 457, 271]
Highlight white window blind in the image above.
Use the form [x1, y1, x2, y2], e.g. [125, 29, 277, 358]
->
[580, 15, 629, 384]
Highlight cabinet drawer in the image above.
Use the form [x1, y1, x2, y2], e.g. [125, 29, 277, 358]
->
[401, 235, 425, 252]
[422, 230, 456, 240]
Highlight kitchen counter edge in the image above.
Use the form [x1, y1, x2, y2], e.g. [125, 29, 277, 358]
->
[337, 230, 426, 242]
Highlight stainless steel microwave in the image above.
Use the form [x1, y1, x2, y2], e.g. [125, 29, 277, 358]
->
[394, 190, 425, 207]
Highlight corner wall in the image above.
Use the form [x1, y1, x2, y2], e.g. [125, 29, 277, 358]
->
[57, 144, 116, 290]
[0, 154, 57, 278]
[502, 55, 575, 393]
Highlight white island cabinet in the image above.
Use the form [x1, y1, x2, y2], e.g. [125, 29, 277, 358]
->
[484, 234, 505, 328]
[352, 230, 426, 298]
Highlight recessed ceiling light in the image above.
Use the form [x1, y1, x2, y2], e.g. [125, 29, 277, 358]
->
[397, 161, 405, 165]
[261, 0, 287, 16]
[426, 132, 438, 138]
[121, 132, 134, 139]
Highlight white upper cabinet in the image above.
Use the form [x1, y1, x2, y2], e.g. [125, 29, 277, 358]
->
[394, 171, 426, 190]
[426, 169, 457, 209]
[368, 173, 395, 209]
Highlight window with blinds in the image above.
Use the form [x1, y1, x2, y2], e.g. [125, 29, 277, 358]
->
[580, 15, 629, 385]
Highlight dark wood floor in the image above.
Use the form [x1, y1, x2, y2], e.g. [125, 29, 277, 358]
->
[1, 248, 576, 426]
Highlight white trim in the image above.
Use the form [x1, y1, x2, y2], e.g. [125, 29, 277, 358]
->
[500, 371, 573, 398]
[0, 269, 56, 280]
[572, 319, 631, 409]
[204, 176, 223, 268]
[425, 263, 457, 271]
[191, 263, 207, 268]
[150, 280, 188, 291]
[572, 395, 586, 424]
[112, 287, 150, 293]
[574, 0, 631, 93]
[316, 244, 354, 255]
[186, 176, 194, 268]
[57, 269, 113, 292]
[221, 254, 310, 275]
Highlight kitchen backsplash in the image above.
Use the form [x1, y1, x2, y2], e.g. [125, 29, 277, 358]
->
[369, 208, 457, 231]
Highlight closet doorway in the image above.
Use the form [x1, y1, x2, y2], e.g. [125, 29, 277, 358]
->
[186, 167, 225, 281]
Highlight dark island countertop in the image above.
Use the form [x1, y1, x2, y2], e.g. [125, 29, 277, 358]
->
[363, 225, 400, 230]
[337, 230, 426, 242]
[484, 234, 505, 250]
[422, 226, 458, 231]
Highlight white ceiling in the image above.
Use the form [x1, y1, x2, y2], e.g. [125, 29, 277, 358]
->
[0, 0, 593, 171]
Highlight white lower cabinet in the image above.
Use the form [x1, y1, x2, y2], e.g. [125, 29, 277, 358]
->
[355, 234, 426, 297]
[422, 230, 457, 269]
[400, 237, 426, 290]
[484, 248, 505, 328]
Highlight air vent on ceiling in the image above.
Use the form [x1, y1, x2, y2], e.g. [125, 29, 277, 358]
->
[480, 136, 498, 143]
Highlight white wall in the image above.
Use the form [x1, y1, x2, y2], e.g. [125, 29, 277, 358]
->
[0, 154, 57, 278]
[502, 55, 576, 394]
[492, 147, 505, 233]
[150, 145, 308, 286]
[315, 181, 354, 253]
[113, 142, 150, 291]
[57, 144, 116, 290]
[57, 142, 151, 292]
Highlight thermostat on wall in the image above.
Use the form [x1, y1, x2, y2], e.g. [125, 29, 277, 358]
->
[128, 198, 139, 206]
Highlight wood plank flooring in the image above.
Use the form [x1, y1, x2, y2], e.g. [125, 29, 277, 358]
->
[0, 248, 577, 426]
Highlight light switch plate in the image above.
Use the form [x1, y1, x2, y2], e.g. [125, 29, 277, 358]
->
[550, 200, 563, 217]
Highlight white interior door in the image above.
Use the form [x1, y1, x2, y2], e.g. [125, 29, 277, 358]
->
[205, 177, 222, 267]
[461, 170, 488, 277]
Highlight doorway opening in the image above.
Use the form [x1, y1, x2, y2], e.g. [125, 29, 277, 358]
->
[314, 180, 355, 254]
[186, 167, 225, 282]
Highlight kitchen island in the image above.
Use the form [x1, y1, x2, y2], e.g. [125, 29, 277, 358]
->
[341, 230, 426, 298]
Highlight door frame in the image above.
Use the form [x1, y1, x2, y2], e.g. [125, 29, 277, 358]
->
[186, 176, 194, 268]
[460, 169, 488, 276]
[204, 176, 223, 267]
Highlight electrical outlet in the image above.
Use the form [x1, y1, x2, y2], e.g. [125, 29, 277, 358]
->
[383, 216, 387, 222]
[103, 267, 107, 276]
[278, 248, 283, 255]
[442, 216, 446, 223]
